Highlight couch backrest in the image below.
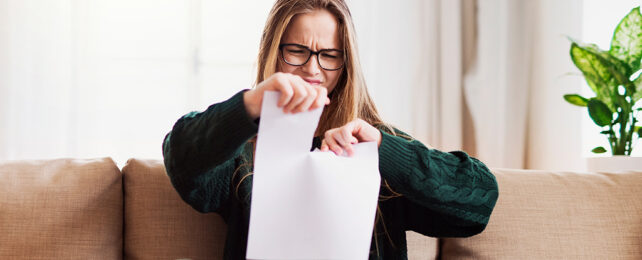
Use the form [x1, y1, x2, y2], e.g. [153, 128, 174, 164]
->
[122, 158, 439, 259]
[440, 168, 642, 259]
[18, 158, 636, 259]
[122, 158, 227, 260]
[0, 158, 122, 259]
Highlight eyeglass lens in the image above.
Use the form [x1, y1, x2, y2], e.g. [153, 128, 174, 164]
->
[281, 44, 343, 70]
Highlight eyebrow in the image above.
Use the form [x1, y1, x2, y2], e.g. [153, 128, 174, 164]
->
[282, 43, 343, 52]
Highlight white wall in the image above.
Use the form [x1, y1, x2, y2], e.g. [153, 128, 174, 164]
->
[1, 0, 638, 169]
[349, 0, 462, 151]
[349, 0, 423, 138]
[4, 0, 75, 161]
[0, 0, 272, 167]
[0, 0, 8, 160]
[526, 0, 586, 171]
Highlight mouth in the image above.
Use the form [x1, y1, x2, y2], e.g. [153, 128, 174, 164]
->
[303, 78, 323, 85]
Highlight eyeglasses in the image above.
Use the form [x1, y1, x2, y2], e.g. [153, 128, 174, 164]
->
[279, 43, 345, 71]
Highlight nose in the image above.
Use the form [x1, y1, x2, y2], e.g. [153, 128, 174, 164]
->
[302, 54, 321, 75]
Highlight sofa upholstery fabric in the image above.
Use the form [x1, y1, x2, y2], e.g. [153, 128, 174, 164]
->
[122, 158, 227, 260]
[440, 169, 642, 259]
[2, 157, 640, 259]
[406, 231, 438, 259]
[0, 158, 122, 259]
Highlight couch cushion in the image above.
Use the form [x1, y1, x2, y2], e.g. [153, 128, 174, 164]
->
[122, 158, 226, 260]
[0, 158, 122, 259]
[406, 231, 438, 259]
[440, 169, 642, 259]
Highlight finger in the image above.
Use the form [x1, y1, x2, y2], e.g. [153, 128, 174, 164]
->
[335, 128, 356, 156]
[324, 131, 344, 156]
[293, 84, 317, 112]
[284, 77, 308, 113]
[275, 76, 294, 107]
[291, 75, 317, 111]
[345, 136, 358, 157]
[343, 124, 359, 143]
[351, 118, 381, 143]
[310, 86, 328, 110]
[329, 130, 351, 156]
[342, 142, 354, 157]
[321, 139, 329, 152]
[344, 120, 364, 141]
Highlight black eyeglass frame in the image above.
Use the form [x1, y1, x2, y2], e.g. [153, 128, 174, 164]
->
[278, 43, 345, 71]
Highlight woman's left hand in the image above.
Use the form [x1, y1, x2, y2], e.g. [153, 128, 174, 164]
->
[320, 118, 382, 157]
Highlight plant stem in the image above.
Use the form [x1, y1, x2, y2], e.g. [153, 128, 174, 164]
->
[608, 124, 616, 153]
[628, 112, 638, 155]
[616, 104, 631, 155]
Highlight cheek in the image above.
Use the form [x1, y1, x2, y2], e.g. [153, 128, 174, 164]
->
[277, 59, 296, 74]
[324, 70, 342, 89]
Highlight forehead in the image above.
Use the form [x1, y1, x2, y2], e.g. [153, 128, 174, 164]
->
[281, 9, 341, 50]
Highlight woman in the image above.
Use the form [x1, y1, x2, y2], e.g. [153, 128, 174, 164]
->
[162, 0, 499, 259]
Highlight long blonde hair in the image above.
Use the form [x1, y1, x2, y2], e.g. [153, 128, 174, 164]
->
[237, 0, 404, 254]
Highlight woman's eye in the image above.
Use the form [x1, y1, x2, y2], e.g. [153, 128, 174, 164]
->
[321, 53, 338, 59]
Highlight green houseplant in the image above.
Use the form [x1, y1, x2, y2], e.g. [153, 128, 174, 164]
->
[566, 6, 642, 155]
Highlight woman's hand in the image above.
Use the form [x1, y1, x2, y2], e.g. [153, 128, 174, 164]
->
[321, 118, 382, 157]
[243, 72, 330, 120]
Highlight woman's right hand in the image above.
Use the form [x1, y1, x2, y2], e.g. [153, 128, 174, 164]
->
[243, 72, 330, 120]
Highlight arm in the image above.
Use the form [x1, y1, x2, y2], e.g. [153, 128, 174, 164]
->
[163, 72, 329, 217]
[162, 90, 258, 217]
[378, 129, 499, 237]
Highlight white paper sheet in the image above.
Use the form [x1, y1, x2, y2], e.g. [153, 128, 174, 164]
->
[246, 91, 381, 260]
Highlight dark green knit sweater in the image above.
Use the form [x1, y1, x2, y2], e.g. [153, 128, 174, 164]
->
[162, 90, 499, 260]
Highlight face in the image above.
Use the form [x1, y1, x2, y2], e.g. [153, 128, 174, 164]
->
[278, 9, 344, 93]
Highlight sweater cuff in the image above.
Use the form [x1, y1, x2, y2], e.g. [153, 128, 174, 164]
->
[377, 130, 414, 190]
[207, 89, 259, 142]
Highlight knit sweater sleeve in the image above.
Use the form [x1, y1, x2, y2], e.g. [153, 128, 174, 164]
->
[377, 128, 499, 237]
[162, 90, 258, 218]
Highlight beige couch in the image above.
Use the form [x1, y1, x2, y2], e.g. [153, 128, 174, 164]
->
[1, 157, 640, 259]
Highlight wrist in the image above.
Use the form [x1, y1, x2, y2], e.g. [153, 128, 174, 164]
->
[243, 90, 260, 120]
